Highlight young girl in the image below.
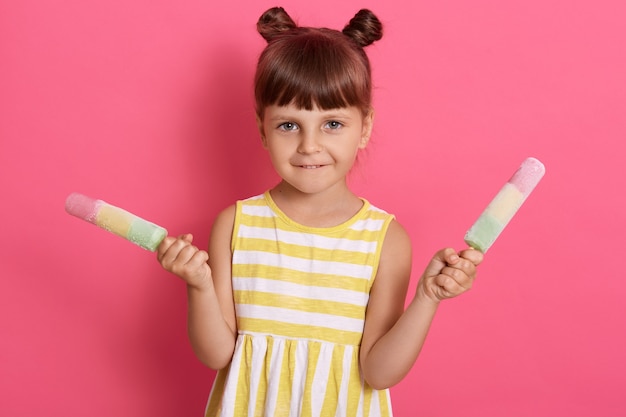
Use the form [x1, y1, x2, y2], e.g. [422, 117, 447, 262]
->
[157, 7, 483, 417]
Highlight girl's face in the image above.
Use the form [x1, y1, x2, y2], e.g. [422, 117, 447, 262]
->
[258, 103, 373, 196]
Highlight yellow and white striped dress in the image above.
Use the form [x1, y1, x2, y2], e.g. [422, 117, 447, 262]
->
[205, 191, 395, 417]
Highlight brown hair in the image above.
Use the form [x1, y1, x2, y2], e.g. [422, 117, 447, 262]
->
[254, 7, 383, 118]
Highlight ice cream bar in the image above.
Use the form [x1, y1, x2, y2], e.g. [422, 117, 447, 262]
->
[65, 192, 167, 252]
[464, 157, 545, 253]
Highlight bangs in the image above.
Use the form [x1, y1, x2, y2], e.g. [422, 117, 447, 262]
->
[255, 29, 371, 115]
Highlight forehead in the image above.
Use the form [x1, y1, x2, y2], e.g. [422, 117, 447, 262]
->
[263, 103, 362, 121]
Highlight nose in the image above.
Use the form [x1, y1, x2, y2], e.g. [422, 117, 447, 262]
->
[297, 130, 323, 154]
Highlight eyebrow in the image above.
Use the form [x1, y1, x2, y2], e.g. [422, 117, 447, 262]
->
[322, 111, 353, 119]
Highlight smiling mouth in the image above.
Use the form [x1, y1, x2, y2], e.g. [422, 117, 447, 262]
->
[300, 165, 323, 169]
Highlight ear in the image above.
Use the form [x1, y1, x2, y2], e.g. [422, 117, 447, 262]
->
[256, 114, 268, 148]
[359, 109, 374, 149]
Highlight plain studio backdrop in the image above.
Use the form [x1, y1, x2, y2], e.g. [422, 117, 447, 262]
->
[1, 0, 624, 416]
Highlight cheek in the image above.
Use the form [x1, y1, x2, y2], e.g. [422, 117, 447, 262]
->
[266, 141, 291, 161]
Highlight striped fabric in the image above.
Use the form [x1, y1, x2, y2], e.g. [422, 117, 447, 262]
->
[205, 192, 395, 417]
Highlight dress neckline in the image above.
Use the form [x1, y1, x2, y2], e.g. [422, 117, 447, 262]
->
[263, 190, 370, 233]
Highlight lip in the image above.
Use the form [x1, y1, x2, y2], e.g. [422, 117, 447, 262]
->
[292, 162, 328, 169]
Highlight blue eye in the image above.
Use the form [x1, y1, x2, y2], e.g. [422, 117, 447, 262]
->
[278, 122, 298, 131]
[325, 121, 343, 130]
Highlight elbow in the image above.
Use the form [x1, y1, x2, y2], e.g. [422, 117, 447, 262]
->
[361, 356, 411, 390]
[362, 369, 405, 391]
[188, 329, 237, 371]
[197, 351, 233, 371]
[366, 380, 391, 391]
[203, 359, 231, 371]
[363, 376, 396, 391]
[193, 342, 235, 371]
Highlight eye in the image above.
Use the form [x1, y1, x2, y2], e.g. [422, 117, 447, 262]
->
[325, 120, 343, 130]
[278, 122, 298, 131]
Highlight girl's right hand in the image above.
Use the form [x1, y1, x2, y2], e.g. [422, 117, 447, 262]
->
[157, 234, 212, 290]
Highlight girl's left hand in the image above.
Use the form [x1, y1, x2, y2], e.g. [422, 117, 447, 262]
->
[416, 247, 484, 303]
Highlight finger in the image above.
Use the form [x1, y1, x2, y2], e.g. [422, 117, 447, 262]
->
[424, 248, 457, 277]
[431, 247, 457, 264]
[434, 272, 466, 297]
[177, 243, 197, 260]
[156, 236, 178, 260]
[442, 248, 460, 264]
[180, 233, 194, 243]
[188, 249, 210, 267]
[440, 264, 474, 291]
[173, 249, 210, 279]
[172, 244, 209, 268]
[441, 265, 473, 287]
[459, 248, 484, 266]
[445, 256, 476, 276]
[160, 238, 193, 268]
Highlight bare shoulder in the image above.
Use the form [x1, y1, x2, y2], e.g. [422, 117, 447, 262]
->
[209, 204, 237, 272]
[372, 218, 412, 300]
[380, 219, 412, 266]
[210, 204, 237, 241]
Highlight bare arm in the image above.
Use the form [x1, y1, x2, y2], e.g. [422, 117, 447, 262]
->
[359, 220, 483, 389]
[157, 205, 237, 369]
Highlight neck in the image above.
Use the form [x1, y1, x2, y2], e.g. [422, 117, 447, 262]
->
[269, 181, 363, 227]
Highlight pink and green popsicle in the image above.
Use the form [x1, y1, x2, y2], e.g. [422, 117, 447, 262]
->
[65, 193, 167, 252]
[464, 157, 545, 253]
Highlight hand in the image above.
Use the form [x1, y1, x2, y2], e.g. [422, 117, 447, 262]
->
[416, 247, 483, 303]
[156, 234, 212, 290]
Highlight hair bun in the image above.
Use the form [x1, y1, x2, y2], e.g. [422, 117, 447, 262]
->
[342, 9, 383, 47]
[257, 7, 297, 42]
